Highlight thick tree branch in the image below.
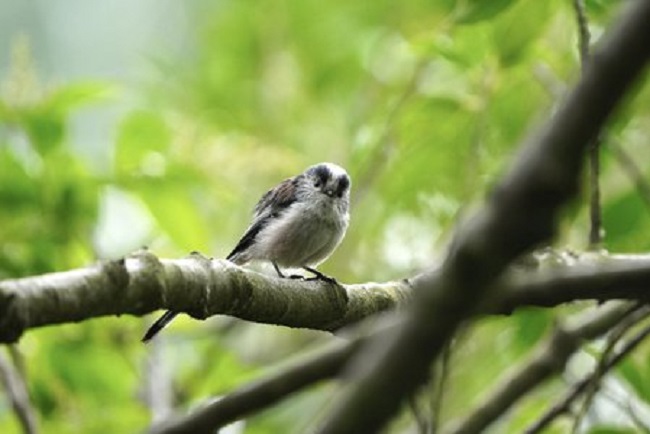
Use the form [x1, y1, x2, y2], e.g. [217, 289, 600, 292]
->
[314, 2, 650, 432]
[495, 253, 650, 311]
[4, 250, 650, 344]
[0, 250, 409, 343]
[2, 250, 647, 432]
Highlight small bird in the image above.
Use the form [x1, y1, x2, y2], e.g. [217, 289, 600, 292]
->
[142, 162, 351, 342]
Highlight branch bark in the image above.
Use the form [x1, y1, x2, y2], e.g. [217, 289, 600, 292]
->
[0, 250, 409, 343]
[4, 250, 650, 344]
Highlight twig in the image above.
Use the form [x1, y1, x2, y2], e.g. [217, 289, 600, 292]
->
[571, 304, 650, 433]
[591, 385, 650, 433]
[440, 302, 635, 434]
[588, 137, 602, 247]
[0, 346, 38, 434]
[572, 0, 602, 247]
[408, 394, 430, 434]
[430, 339, 452, 434]
[573, 0, 591, 65]
[525, 312, 650, 433]
[609, 141, 650, 210]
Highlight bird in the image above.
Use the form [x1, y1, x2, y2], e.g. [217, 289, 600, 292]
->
[142, 162, 351, 342]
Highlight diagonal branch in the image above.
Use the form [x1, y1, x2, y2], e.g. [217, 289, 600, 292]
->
[147, 320, 377, 434]
[570, 303, 649, 432]
[314, 2, 650, 432]
[525, 312, 650, 433]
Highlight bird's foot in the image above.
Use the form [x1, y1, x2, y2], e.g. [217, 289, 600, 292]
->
[303, 267, 339, 285]
[289, 274, 306, 280]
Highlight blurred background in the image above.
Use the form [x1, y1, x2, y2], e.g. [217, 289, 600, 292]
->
[2, 0, 650, 433]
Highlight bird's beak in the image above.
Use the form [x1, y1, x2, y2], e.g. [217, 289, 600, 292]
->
[324, 189, 335, 197]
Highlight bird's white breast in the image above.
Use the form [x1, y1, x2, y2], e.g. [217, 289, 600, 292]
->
[251, 197, 348, 267]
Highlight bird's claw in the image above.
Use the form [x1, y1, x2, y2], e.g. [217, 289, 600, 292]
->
[302, 267, 338, 285]
[306, 275, 338, 285]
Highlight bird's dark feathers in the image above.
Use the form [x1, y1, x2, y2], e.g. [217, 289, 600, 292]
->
[227, 177, 298, 260]
[142, 310, 178, 342]
[253, 177, 298, 216]
[226, 217, 267, 260]
[310, 165, 331, 186]
[337, 176, 350, 196]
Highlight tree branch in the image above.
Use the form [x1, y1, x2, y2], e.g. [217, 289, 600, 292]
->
[440, 302, 639, 434]
[5, 249, 650, 344]
[314, 2, 650, 432]
[146, 253, 650, 434]
[570, 303, 648, 432]
[610, 140, 650, 211]
[525, 311, 650, 433]
[0, 250, 409, 343]
[147, 324, 371, 434]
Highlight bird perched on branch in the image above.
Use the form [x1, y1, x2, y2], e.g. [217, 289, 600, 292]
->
[142, 162, 351, 342]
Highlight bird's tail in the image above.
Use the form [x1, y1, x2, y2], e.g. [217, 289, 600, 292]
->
[142, 310, 178, 343]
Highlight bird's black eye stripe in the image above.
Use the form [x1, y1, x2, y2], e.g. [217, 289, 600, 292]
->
[311, 165, 331, 187]
[336, 176, 350, 196]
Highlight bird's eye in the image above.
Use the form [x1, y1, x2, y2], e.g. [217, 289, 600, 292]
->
[314, 181, 321, 188]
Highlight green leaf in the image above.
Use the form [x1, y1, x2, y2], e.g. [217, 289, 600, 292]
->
[602, 191, 650, 251]
[617, 356, 650, 404]
[455, 0, 519, 24]
[115, 110, 171, 174]
[586, 428, 639, 434]
[492, 0, 553, 66]
[45, 81, 115, 114]
[139, 182, 209, 251]
[21, 107, 65, 155]
[391, 96, 475, 205]
[0, 147, 38, 208]
[513, 307, 551, 350]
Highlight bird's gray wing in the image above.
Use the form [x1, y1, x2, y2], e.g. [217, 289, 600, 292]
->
[253, 176, 298, 217]
[227, 176, 298, 261]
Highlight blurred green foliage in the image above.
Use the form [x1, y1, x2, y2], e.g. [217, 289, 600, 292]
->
[1, 1, 650, 433]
